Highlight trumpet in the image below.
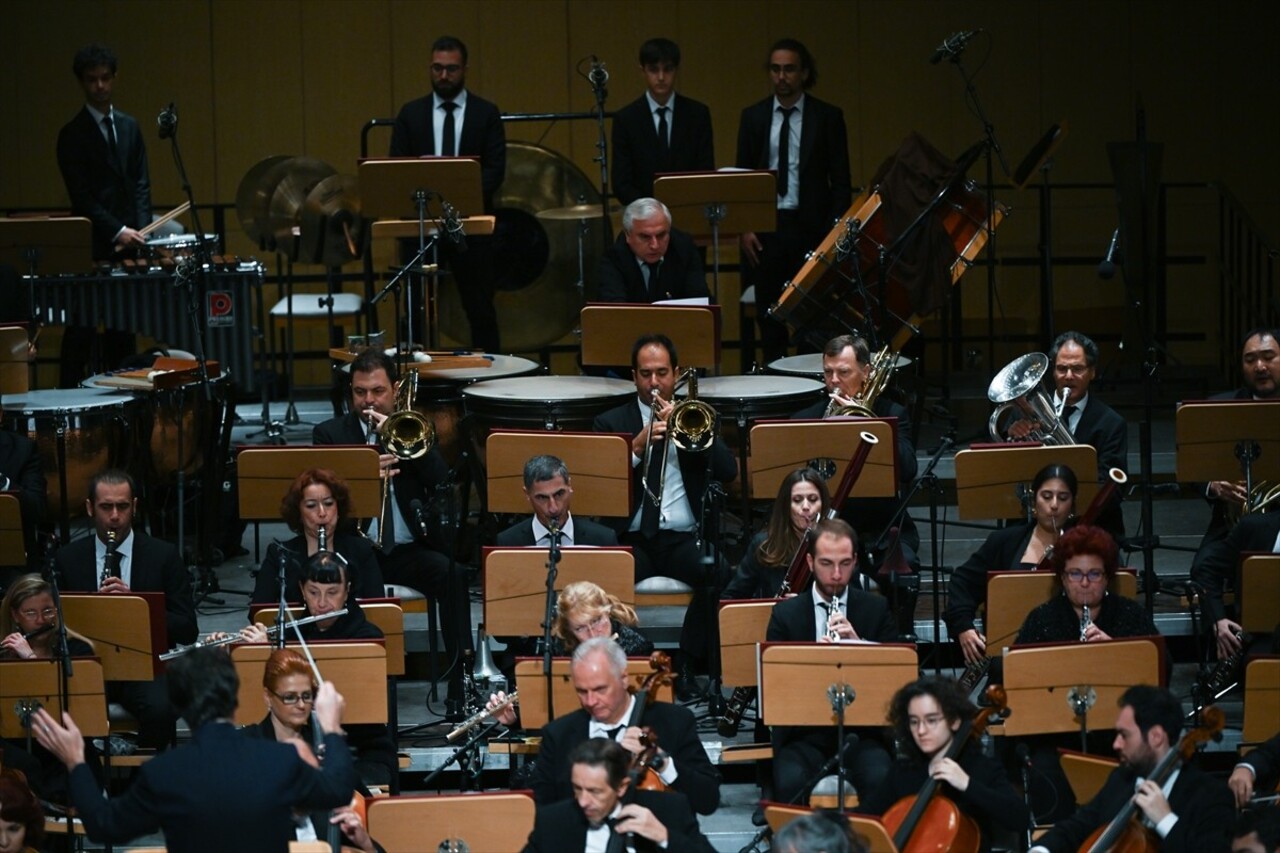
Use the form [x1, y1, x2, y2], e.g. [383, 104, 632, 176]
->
[158, 609, 348, 660]
[447, 691, 518, 742]
[827, 597, 844, 642]
[640, 369, 716, 508]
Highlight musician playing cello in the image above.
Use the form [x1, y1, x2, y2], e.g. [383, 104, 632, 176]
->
[857, 676, 1027, 853]
[1028, 685, 1233, 853]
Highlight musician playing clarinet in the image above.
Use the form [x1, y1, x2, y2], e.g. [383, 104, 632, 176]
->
[1028, 685, 1233, 853]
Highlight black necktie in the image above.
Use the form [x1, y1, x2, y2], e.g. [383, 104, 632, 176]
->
[656, 105, 670, 164]
[441, 101, 457, 156]
[103, 115, 119, 164]
[1062, 404, 1078, 434]
[776, 106, 795, 197]
[605, 724, 624, 741]
[645, 261, 661, 297]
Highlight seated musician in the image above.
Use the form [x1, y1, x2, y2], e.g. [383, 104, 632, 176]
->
[765, 518, 896, 805]
[489, 636, 720, 816]
[494, 454, 618, 547]
[53, 469, 195, 749]
[857, 676, 1028, 853]
[947, 463, 1078, 666]
[1, 574, 94, 660]
[0, 399, 46, 569]
[597, 198, 709, 304]
[251, 467, 384, 608]
[722, 467, 830, 600]
[0, 767, 47, 853]
[1028, 684, 1234, 853]
[1231, 731, 1280, 810]
[1234, 807, 1280, 853]
[521, 737, 716, 853]
[1189, 510, 1280, 664]
[773, 809, 866, 853]
[550, 581, 653, 657]
[591, 333, 736, 685]
[240, 648, 384, 852]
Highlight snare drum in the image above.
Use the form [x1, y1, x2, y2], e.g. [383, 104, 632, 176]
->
[1, 389, 140, 522]
[463, 376, 635, 432]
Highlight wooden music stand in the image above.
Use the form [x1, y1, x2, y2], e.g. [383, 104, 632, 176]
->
[0, 494, 24, 565]
[366, 791, 535, 853]
[763, 803, 897, 853]
[230, 642, 387, 726]
[1057, 748, 1119, 804]
[511, 656, 675, 731]
[748, 419, 897, 500]
[252, 600, 405, 677]
[60, 593, 168, 679]
[998, 638, 1162, 736]
[1240, 555, 1280, 632]
[0, 325, 30, 394]
[0, 216, 93, 275]
[653, 170, 776, 301]
[1175, 400, 1280, 483]
[0, 658, 108, 739]
[954, 444, 1100, 520]
[1242, 657, 1279, 744]
[579, 303, 720, 370]
[759, 643, 918, 727]
[719, 600, 777, 687]
[983, 570, 1138, 657]
[483, 547, 635, 636]
[358, 158, 484, 221]
[484, 430, 631, 517]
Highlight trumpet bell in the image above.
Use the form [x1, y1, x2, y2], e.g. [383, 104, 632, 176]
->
[380, 409, 435, 459]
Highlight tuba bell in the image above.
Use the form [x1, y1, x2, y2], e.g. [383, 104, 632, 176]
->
[987, 352, 1076, 445]
[825, 346, 896, 418]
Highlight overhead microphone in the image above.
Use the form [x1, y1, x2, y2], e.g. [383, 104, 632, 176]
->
[1097, 228, 1121, 279]
[588, 55, 609, 87]
[929, 29, 981, 64]
[157, 102, 178, 139]
[441, 202, 468, 253]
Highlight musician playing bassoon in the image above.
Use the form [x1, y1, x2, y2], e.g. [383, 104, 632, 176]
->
[721, 467, 830, 600]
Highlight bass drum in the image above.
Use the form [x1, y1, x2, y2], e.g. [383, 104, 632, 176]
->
[436, 142, 609, 352]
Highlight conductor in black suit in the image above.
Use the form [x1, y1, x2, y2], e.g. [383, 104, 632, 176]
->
[610, 37, 715, 206]
[598, 198, 709, 304]
[766, 518, 896, 805]
[389, 35, 504, 352]
[521, 737, 716, 853]
[494, 454, 618, 547]
[736, 38, 852, 362]
[0, 402, 47, 565]
[54, 469, 195, 749]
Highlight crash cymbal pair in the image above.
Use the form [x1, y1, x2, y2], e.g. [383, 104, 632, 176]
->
[235, 156, 364, 266]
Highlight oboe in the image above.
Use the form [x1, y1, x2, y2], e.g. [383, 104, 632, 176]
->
[1079, 604, 1092, 642]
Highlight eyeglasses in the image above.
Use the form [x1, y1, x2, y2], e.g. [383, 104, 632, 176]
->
[431, 63, 462, 75]
[1054, 364, 1091, 376]
[20, 607, 57, 620]
[569, 613, 610, 637]
[271, 691, 315, 706]
[908, 714, 947, 730]
[1066, 570, 1105, 583]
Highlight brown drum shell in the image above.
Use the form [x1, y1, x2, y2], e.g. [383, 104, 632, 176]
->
[145, 376, 228, 484]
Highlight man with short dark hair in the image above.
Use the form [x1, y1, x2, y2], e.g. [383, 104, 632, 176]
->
[495, 454, 618, 547]
[521, 737, 715, 852]
[598, 198, 708, 303]
[1028, 684, 1234, 853]
[33, 648, 356, 853]
[774, 808, 867, 853]
[389, 35, 504, 351]
[610, 37, 715, 206]
[1234, 807, 1280, 853]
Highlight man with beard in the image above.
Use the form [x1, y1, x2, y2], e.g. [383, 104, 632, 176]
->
[389, 35, 504, 352]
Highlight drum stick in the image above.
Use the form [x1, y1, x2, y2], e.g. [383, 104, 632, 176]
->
[139, 201, 192, 238]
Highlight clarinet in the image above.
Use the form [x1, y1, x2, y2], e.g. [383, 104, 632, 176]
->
[1079, 604, 1092, 641]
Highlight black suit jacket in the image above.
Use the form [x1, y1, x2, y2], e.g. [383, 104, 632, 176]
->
[522, 787, 715, 853]
[597, 228, 708, 303]
[1191, 511, 1280, 623]
[0, 429, 46, 551]
[592, 398, 737, 537]
[735, 94, 852, 242]
[55, 529, 197, 645]
[611, 93, 715, 204]
[56, 106, 152, 259]
[1033, 761, 1234, 853]
[530, 702, 720, 815]
[945, 522, 1035, 635]
[494, 515, 618, 547]
[1072, 395, 1128, 537]
[388, 91, 506, 212]
[1240, 732, 1280, 791]
[69, 721, 355, 853]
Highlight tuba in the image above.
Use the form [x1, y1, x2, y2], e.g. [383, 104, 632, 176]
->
[987, 352, 1076, 445]
[825, 346, 896, 417]
[641, 369, 717, 507]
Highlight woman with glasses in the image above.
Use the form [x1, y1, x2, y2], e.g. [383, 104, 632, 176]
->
[1, 574, 94, 660]
[722, 467, 830, 601]
[550, 581, 652, 657]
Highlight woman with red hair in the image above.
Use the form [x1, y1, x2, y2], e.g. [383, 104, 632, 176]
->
[0, 768, 44, 853]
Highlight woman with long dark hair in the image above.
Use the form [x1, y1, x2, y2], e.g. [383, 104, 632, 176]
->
[722, 467, 830, 600]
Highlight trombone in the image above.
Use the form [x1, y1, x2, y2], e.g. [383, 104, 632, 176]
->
[367, 370, 436, 543]
[640, 368, 717, 507]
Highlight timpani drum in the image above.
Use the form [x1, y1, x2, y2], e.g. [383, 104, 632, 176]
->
[767, 352, 913, 379]
[1, 388, 141, 524]
[463, 376, 635, 432]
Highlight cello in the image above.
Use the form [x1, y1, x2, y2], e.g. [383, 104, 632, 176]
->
[621, 651, 676, 793]
[1079, 705, 1225, 853]
[881, 685, 1009, 853]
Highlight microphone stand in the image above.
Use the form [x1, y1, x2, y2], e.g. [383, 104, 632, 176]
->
[274, 540, 291, 650]
[697, 470, 727, 717]
[42, 534, 73, 711]
[585, 57, 612, 242]
[422, 718, 504, 791]
[827, 682, 856, 816]
[735, 735, 859, 853]
[541, 521, 562, 724]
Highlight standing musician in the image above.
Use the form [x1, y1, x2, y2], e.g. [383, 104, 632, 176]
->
[389, 34, 504, 352]
[610, 36, 715, 206]
[592, 333, 736, 680]
[765, 518, 896, 805]
[721, 466, 830, 600]
[54, 469, 195, 750]
[494, 454, 618, 547]
[489, 637, 720, 816]
[597, 198, 709, 303]
[31, 647, 357, 853]
[1027, 685, 1234, 853]
[520, 738, 716, 853]
[0, 399, 45, 569]
[947, 463, 1078, 665]
[857, 676, 1028, 853]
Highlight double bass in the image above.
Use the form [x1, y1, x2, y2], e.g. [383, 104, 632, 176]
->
[881, 685, 1010, 853]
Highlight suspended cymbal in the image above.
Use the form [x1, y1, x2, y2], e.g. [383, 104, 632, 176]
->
[235, 155, 291, 247]
[536, 203, 607, 221]
[264, 157, 338, 258]
[299, 174, 365, 267]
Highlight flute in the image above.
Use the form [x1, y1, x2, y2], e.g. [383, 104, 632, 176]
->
[158, 609, 348, 660]
[447, 691, 519, 742]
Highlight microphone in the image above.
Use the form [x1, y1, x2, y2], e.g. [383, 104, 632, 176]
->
[1015, 742, 1033, 769]
[929, 30, 981, 64]
[157, 102, 178, 139]
[409, 499, 431, 541]
[1097, 228, 1121, 279]
[588, 55, 609, 87]
[23, 624, 55, 642]
[833, 217, 861, 262]
[441, 202, 468, 253]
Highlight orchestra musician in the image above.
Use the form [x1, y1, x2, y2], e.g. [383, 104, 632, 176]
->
[1190, 508, 1280, 663]
[1233, 807, 1280, 853]
[550, 581, 653, 658]
[1, 574, 93, 660]
[857, 676, 1029, 853]
[597, 198, 709, 303]
[772, 809, 866, 853]
[0, 399, 45, 568]
[1027, 685, 1234, 853]
[0, 768, 46, 853]
[493, 454, 618, 547]
[54, 469, 195, 750]
[1229, 731, 1280, 809]
[721, 466, 830, 600]
[947, 463, 1078, 665]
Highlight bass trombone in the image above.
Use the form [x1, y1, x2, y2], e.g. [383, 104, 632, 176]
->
[367, 369, 437, 543]
[640, 369, 717, 507]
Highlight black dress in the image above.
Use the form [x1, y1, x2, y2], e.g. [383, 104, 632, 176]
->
[548, 619, 653, 657]
[1014, 593, 1157, 645]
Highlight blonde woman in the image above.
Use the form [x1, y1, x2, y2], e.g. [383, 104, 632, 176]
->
[551, 581, 653, 657]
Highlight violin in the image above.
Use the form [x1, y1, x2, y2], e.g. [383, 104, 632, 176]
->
[1079, 705, 1225, 853]
[881, 685, 1010, 853]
